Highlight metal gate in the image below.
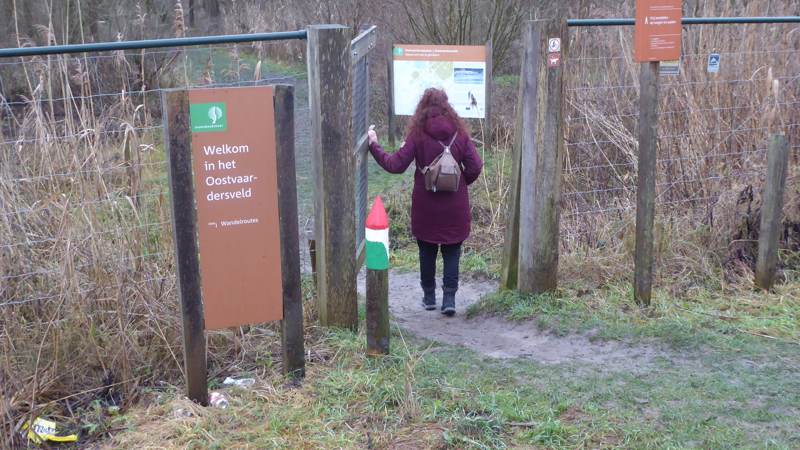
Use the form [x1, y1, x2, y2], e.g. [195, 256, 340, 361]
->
[351, 26, 377, 261]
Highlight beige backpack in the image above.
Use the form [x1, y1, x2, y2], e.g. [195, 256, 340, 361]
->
[419, 133, 461, 193]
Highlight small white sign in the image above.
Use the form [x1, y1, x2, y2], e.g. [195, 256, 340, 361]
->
[707, 53, 720, 73]
[659, 59, 680, 76]
[548, 38, 561, 53]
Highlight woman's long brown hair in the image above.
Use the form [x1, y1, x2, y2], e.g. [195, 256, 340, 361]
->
[405, 88, 470, 139]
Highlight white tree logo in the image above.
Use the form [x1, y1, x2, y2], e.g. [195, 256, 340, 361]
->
[208, 106, 224, 124]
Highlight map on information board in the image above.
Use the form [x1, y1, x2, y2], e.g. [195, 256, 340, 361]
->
[392, 45, 487, 119]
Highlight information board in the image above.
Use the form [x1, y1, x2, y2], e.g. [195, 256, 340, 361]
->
[188, 86, 283, 329]
[635, 0, 682, 62]
[392, 45, 487, 118]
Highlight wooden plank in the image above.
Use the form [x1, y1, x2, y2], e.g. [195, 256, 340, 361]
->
[387, 52, 396, 148]
[755, 134, 789, 290]
[484, 40, 493, 149]
[307, 25, 358, 330]
[634, 61, 660, 307]
[517, 19, 568, 295]
[350, 25, 377, 66]
[366, 269, 389, 355]
[274, 85, 305, 378]
[163, 90, 208, 405]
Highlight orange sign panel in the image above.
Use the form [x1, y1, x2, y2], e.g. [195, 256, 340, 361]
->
[188, 86, 283, 330]
[635, 0, 682, 62]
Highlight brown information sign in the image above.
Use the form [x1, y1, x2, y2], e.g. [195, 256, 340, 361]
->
[188, 86, 283, 329]
[635, 0, 682, 62]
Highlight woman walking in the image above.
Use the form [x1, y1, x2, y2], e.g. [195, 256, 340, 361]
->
[367, 88, 483, 316]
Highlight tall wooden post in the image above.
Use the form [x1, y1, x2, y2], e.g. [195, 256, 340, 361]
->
[307, 25, 358, 330]
[517, 19, 568, 295]
[274, 85, 306, 378]
[755, 134, 789, 290]
[164, 90, 208, 406]
[634, 61, 659, 307]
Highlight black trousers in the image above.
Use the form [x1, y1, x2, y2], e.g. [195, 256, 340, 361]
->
[417, 240, 462, 292]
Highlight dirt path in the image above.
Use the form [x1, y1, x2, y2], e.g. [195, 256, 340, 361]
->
[358, 270, 685, 370]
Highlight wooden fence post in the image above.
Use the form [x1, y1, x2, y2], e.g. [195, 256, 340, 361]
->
[517, 18, 568, 295]
[634, 61, 659, 307]
[366, 269, 390, 355]
[274, 85, 306, 378]
[755, 134, 789, 290]
[307, 25, 358, 330]
[164, 90, 208, 406]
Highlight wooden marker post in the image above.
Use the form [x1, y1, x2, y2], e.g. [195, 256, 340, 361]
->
[516, 18, 568, 295]
[164, 90, 208, 406]
[755, 134, 789, 290]
[365, 196, 390, 355]
[274, 85, 306, 378]
[634, 61, 659, 307]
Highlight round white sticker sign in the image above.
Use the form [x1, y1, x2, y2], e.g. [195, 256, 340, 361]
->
[548, 38, 561, 53]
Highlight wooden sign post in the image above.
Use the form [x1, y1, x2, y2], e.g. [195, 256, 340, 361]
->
[511, 18, 568, 295]
[633, 0, 682, 307]
[164, 85, 305, 404]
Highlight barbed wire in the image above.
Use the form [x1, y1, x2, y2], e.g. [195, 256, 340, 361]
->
[0, 125, 163, 145]
[0, 76, 299, 107]
[567, 74, 796, 92]
[0, 220, 171, 250]
[0, 275, 176, 307]
[1, 251, 173, 282]
[567, 124, 800, 148]
[568, 47, 800, 62]
[565, 148, 770, 173]
[0, 190, 168, 219]
[566, 100, 800, 123]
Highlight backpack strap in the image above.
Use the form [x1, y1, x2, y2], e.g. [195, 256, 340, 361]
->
[438, 133, 458, 153]
[417, 133, 458, 172]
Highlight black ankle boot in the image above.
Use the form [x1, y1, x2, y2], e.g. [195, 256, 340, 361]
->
[421, 285, 437, 310]
[441, 288, 456, 316]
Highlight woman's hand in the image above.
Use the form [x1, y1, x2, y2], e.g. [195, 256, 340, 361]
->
[367, 124, 378, 145]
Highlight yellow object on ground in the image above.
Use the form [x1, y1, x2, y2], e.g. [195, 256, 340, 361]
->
[23, 417, 78, 445]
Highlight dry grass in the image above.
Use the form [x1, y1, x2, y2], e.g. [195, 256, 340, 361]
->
[1, 0, 799, 447]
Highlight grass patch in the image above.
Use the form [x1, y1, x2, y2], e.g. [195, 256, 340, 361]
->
[106, 320, 800, 449]
[468, 277, 800, 353]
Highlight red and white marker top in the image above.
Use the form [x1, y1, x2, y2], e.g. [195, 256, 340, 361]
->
[365, 196, 389, 230]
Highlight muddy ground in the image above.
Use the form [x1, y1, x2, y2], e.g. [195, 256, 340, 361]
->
[357, 270, 693, 372]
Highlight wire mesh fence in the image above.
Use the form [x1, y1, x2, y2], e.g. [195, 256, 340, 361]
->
[0, 42, 314, 315]
[561, 24, 799, 276]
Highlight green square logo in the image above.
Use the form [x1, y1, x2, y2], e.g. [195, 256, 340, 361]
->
[190, 102, 227, 132]
[393, 47, 404, 57]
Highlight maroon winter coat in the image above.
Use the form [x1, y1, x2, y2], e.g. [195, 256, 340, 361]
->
[368, 114, 483, 245]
